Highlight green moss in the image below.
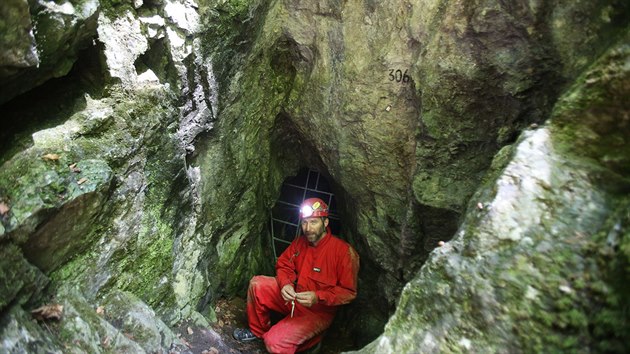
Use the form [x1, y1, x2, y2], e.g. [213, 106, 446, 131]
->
[37, 86, 181, 310]
[0, 244, 48, 310]
[550, 30, 630, 179]
[587, 201, 630, 351]
[200, 0, 267, 99]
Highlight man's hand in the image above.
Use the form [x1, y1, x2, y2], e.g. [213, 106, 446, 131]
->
[295, 291, 318, 307]
[281, 284, 296, 302]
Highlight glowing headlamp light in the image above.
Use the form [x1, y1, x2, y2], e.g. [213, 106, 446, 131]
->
[300, 205, 314, 218]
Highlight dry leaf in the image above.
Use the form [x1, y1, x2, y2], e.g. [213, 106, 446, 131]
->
[77, 177, 88, 185]
[96, 306, 105, 315]
[124, 333, 135, 340]
[42, 153, 60, 161]
[69, 163, 81, 173]
[31, 304, 64, 321]
[102, 336, 111, 348]
[0, 202, 9, 215]
[187, 326, 194, 335]
[202, 348, 219, 354]
[181, 337, 192, 348]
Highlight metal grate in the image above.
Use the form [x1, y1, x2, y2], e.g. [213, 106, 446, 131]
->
[269, 168, 340, 259]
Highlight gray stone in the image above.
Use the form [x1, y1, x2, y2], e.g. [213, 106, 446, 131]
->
[353, 27, 630, 354]
[0, 0, 99, 104]
[101, 290, 185, 353]
[0, 306, 63, 354]
[0, 244, 48, 312]
[0, 0, 628, 352]
[98, 10, 149, 86]
[0, 0, 39, 76]
[56, 287, 147, 354]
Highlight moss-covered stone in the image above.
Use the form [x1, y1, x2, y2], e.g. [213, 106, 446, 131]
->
[1, 0, 629, 352]
[0, 244, 48, 311]
[0, 0, 38, 75]
[100, 290, 185, 353]
[0, 0, 100, 104]
[0, 305, 63, 353]
[356, 24, 630, 354]
[44, 87, 183, 313]
[55, 286, 146, 354]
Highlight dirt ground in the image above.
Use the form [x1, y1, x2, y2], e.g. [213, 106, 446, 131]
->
[174, 297, 356, 354]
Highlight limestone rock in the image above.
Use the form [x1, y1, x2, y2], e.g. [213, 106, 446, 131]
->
[0, 105, 114, 271]
[0, 0, 210, 352]
[0, 0, 39, 76]
[0, 0, 99, 104]
[101, 290, 188, 353]
[0, 306, 62, 353]
[0, 244, 48, 311]
[193, 1, 630, 334]
[56, 287, 147, 354]
[356, 27, 630, 354]
[98, 10, 149, 86]
[0, 0, 629, 352]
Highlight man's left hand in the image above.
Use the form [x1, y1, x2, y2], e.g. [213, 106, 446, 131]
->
[295, 291, 318, 307]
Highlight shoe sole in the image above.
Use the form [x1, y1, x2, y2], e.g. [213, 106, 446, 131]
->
[233, 329, 259, 342]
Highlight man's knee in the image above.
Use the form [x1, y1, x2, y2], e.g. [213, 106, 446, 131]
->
[264, 332, 294, 354]
[249, 275, 271, 291]
[249, 275, 261, 287]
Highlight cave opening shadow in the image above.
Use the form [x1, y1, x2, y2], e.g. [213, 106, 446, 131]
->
[267, 167, 364, 352]
[269, 167, 341, 259]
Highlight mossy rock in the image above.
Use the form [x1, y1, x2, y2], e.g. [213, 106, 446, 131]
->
[0, 243, 48, 311]
[0, 305, 63, 353]
[55, 286, 146, 354]
[100, 290, 185, 353]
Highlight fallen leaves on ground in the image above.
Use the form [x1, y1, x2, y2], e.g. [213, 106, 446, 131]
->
[77, 177, 88, 185]
[181, 337, 192, 348]
[102, 336, 111, 348]
[96, 306, 105, 315]
[42, 153, 60, 162]
[69, 163, 81, 173]
[0, 202, 9, 215]
[31, 304, 64, 321]
[202, 347, 219, 354]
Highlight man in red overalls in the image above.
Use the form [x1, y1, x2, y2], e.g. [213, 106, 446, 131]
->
[233, 197, 360, 353]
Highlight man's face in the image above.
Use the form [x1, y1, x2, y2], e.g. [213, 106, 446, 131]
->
[301, 217, 328, 244]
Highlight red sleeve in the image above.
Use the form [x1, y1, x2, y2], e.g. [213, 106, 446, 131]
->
[276, 240, 300, 289]
[315, 244, 360, 306]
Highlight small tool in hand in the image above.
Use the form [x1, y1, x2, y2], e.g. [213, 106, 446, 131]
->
[291, 300, 295, 318]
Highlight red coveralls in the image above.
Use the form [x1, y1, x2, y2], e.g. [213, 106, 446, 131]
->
[247, 228, 359, 353]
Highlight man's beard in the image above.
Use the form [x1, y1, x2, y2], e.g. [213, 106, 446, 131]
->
[305, 227, 325, 243]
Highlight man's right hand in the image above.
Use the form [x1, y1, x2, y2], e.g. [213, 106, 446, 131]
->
[281, 284, 296, 302]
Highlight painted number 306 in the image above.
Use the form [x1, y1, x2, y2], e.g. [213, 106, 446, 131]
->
[389, 69, 410, 83]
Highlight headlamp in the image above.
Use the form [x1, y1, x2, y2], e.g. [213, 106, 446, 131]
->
[299, 198, 329, 218]
[300, 205, 314, 218]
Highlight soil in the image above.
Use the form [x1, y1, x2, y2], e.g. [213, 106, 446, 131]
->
[173, 297, 356, 354]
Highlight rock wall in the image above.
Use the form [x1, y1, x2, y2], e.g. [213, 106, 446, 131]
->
[357, 28, 630, 353]
[0, 0, 216, 352]
[0, 0, 628, 352]
[193, 0, 629, 345]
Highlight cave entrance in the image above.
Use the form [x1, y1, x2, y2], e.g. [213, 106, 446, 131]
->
[269, 168, 340, 258]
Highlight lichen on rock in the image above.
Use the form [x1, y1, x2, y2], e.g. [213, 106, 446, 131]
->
[0, 0, 629, 352]
[356, 26, 630, 354]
